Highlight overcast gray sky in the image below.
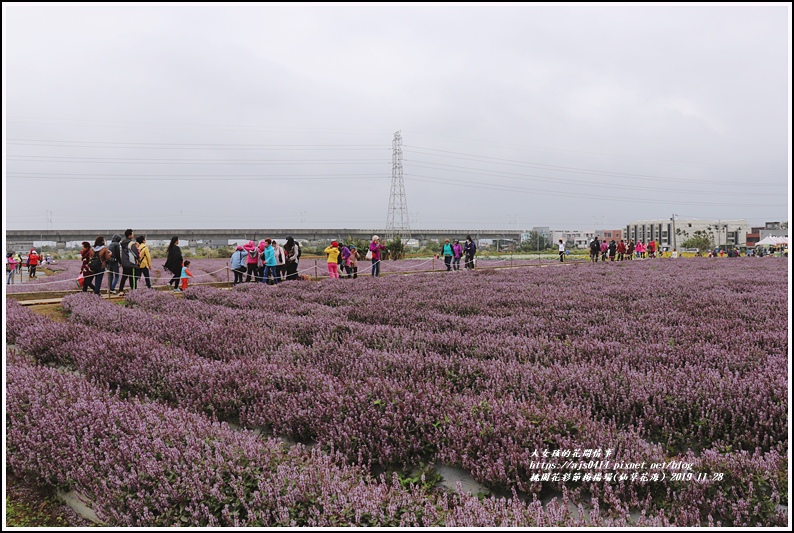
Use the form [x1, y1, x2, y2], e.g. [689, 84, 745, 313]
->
[3, 3, 791, 232]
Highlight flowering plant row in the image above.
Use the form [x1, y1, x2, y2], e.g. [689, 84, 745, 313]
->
[62, 260, 788, 457]
[8, 258, 788, 525]
[8, 351, 673, 527]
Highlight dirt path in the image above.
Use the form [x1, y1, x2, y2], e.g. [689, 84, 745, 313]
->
[28, 303, 69, 322]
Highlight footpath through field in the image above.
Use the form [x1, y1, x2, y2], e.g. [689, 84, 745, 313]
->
[7, 258, 576, 306]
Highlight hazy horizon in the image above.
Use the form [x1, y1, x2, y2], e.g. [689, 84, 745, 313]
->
[4, 4, 791, 233]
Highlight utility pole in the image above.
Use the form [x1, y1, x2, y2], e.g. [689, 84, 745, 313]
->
[671, 213, 678, 251]
[385, 131, 410, 241]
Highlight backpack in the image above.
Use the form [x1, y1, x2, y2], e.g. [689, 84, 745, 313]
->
[89, 251, 104, 274]
[126, 243, 139, 267]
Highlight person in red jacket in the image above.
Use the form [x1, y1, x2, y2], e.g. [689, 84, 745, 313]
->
[647, 240, 656, 259]
[27, 249, 40, 279]
[617, 239, 627, 261]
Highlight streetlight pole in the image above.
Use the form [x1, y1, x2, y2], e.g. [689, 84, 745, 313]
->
[671, 213, 678, 251]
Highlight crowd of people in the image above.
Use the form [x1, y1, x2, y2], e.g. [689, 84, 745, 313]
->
[229, 236, 302, 285]
[588, 237, 662, 262]
[6, 230, 785, 291]
[435, 236, 478, 271]
[73, 229, 161, 295]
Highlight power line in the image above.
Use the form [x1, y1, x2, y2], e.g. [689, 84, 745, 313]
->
[7, 155, 389, 164]
[7, 174, 388, 182]
[403, 131, 787, 171]
[405, 162, 774, 197]
[8, 139, 387, 150]
[404, 174, 786, 208]
[7, 116, 391, 136]
[403, 146, 782, 187]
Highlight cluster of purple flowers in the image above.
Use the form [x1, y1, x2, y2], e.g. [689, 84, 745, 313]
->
[8, 349, 676, 527]
[5, 258, 787, 526]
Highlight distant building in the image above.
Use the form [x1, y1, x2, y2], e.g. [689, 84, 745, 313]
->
[550, 229, 596, 249]
[596, 229, 624, 242]
[625, 218, 748, 250]
[745, 222, 788, 246]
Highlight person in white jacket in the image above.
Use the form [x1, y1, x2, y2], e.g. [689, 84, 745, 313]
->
[272, 239, 286, 283]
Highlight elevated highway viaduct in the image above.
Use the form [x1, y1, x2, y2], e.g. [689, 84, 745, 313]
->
[6, 229, 523, 249]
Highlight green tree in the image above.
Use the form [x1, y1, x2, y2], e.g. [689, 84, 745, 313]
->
[681, 230, 713, 251]
[518, 231, 551, 252]
[423, 240, 440, 254]
[344, 236, 370, 257]
[385, 236, 405, 260]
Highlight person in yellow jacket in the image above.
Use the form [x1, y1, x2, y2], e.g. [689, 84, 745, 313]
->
[324, 241, 341, 279]
[135, 235, 153, 288]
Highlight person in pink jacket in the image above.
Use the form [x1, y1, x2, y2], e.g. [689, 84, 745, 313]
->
[369, 235, 387, 277]
[600, 240, 608, 262]
[636, 241, 645, 259]
[7, 253, 18, 285]
[243, 240, 259, 283]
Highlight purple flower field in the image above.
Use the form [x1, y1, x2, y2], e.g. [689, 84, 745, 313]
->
[5, 258, 788, 526]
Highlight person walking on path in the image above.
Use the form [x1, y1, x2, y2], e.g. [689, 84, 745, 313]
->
[79, 241, 97, 293]
[7, 253, 18, 285]
[273, 239, 286, 283]
[369, 235, 386, 277]
[164, 236, 183, 291]
[636, 241, 645, 259]
[133, 235, 152, 288]
[558, 239, 566, 262]
[88, 236, 112, 295]
[442, 239, 454, 271]
[27, 249, 40, 279]
[348, 245, 360, 279]
[617, 239, 627, 261]
[230, 245, 247, 286]
[107, 234, 122, 294]
[177, 260, 193, 292]
[608, 240, 617, 261]
[324, 241, 341, 279]
[452, 240, 463, 270]
[590, 237, 600, 264]
[600, 239, 608, 262]
[118, 229, 139, 293]
[463, 235, 477, 270]
[263, 239, 279, 285]
[242, 240, 258, 283]
[284, 236, 299, 281]
[256, 240, 267, 282]
[340, 243, 352, 278]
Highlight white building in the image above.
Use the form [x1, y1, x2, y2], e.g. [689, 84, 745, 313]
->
[550, 229, 597, 249]
[625, 218, 748, 250]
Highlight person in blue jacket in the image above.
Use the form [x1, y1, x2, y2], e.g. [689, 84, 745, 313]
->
[442, 239, 454, 271]
[262, 239, 279, 285]
[230, 245, 247, 286]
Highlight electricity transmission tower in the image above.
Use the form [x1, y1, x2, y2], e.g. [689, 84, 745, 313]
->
[385, 131, 410, 241]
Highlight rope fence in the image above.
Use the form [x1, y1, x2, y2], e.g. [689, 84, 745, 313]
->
[7, 255, 590, 298]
